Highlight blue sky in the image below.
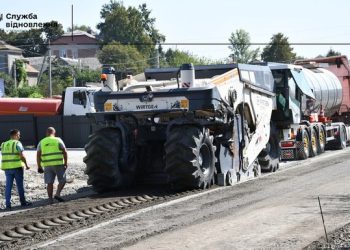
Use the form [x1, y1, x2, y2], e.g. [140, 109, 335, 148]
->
[1, 0, 349, 60]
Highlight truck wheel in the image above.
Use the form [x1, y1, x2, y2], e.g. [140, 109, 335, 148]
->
[258, 125, 280, 172]
[309, 128, 318, 157]
[337, 125, 347, 149]
[84, 127, 134, 193]
[317, 127, 326, 154]
[297, 129, 310, 160]
[165, 126, 216, 190]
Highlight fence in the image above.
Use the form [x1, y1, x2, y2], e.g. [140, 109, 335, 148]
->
[0, 115, 92, 148]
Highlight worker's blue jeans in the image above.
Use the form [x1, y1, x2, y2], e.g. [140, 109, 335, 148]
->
[4, 168, 26, 208]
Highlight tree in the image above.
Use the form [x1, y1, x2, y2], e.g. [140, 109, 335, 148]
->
[75, 69, 100, 86]
[15, 60, 27, 85]
[261, 33, 296, 63]
[3, 29, 46, 57]
[98, 42, 147, 73]
[0, 20, 64, 57]
[97, 1, 165, 59]
[228, 29, 259, 63]
[326, 48, 341, 57]
[42, 20, 64, 42]
[0, 72, 43, 97]
[67, 25, 94, 34]
[164, 49, 215, 67]
[0, 72, 16, 96]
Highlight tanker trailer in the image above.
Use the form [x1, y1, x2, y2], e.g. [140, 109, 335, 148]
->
[268, 63, 350, 163]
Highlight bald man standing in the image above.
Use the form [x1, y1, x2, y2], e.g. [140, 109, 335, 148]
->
[37, 127, 68, 204]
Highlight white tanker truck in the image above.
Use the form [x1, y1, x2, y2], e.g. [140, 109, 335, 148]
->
[262, 62, 350, 171]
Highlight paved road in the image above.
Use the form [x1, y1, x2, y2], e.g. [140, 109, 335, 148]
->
[35, 148, 350, 250]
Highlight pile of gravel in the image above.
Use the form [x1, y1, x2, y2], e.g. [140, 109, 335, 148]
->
[0, 162, 88, 209]
[305, 223, 350, 249]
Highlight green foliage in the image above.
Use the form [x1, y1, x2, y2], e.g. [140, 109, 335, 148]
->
[42, 20, 64, 42]
[0, 20, 64, 57]
[261, 33, 296, 63]
[75, 69, 100, 86]
[67, 25, 94, 33]
[228, 29, 260, 63]
[0, 72, 44, 97]
[164, 49, 216, 67]
[17, 84, 42, 98]
[0, 29, 46, 57]
[326, 48, 341, 57]
[97, 1, 165, 59]
[28, 92, 44, 98]
[98, 41, 147, 73]
[38, 74, 73, 97]
[15, 60, 27, 85]
[0, 72, 16, 96]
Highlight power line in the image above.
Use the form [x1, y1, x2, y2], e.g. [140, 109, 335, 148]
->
[3, 42, 350, 46]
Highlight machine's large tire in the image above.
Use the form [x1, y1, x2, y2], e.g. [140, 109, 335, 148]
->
[165, 126, 215, 190]
[258, 124, 280, 172]
[309, 128, 318, 157]
[297, 129, 310, 160]
[84, 127, 134, 193]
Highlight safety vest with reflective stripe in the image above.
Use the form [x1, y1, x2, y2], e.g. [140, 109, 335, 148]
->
[40, 137, 64, 167]
[1, 140, 24, 170]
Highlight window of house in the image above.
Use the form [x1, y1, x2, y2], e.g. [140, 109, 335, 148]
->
[59, 49, 67, 58]
[73, 50, 78, 59]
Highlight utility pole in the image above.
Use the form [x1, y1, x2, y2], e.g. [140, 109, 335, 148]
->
[156, 45, 160, 68]
[49, 40, 52, 97]
[13, 60, 17, 89]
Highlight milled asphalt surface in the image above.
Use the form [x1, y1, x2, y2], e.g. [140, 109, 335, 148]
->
[32, 148, 350, 250]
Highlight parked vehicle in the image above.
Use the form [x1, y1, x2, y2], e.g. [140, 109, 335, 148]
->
[0, 86, 100, 117]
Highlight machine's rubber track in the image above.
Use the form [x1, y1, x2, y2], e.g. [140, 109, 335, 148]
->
[258, 124, 280, 172]
[165, 126, 215, 190]
[84, 127, 134, 193]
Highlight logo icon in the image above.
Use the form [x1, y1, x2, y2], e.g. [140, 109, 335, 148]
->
[140, 93, 154, 102]
[0, 14, 3, 22]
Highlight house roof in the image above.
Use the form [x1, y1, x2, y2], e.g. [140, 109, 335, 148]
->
[26, 56, 102, 71]
[295, 55, 350, 74]
[60, 30, 96, 39]
[0, 40, 22, 52]
[25, 64, 39, 73]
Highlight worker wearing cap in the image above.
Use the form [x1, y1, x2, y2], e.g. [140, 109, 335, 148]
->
[37, 127, 68, 204]
[1, 129, 31, 210]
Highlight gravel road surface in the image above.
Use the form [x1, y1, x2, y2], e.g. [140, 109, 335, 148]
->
[0, 149, 88, 211]
[33, 148, 350, 250]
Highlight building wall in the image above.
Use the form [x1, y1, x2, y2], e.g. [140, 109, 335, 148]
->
[50, 35, 99, 59]
[51, 44, 98, 59]
[0, 52, 8, 73]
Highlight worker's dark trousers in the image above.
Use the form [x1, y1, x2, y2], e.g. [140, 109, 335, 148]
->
[4, 168, 26, 208]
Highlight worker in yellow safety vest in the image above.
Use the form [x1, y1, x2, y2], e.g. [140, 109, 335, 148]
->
[37, 127, 68, 204]
[1, 129, 32, 210]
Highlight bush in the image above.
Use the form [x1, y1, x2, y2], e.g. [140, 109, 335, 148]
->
[0, 72, 16, 96]
[17, 84, 43, 98]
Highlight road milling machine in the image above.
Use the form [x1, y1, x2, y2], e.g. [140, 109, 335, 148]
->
[83, 64, 277, 192]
